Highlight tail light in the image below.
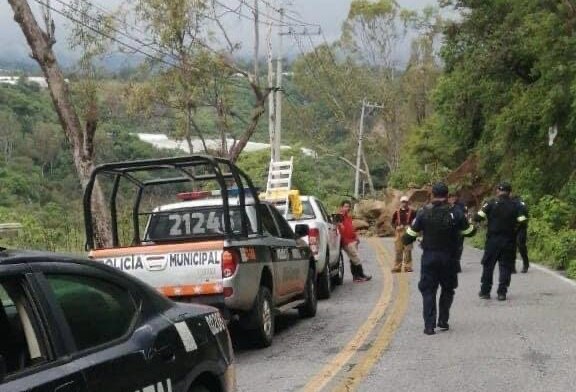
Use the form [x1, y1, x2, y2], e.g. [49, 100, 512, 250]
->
[308, 228, 320, 255]
[222, 249, 240, 278]
[176, 191, 211, 200]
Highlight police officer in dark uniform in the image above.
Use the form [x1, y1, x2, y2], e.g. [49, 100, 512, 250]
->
[474, 182, 527, 301]
[403, 182, 476, 335]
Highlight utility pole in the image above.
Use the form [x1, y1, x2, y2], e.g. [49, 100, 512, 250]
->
[354, 99, 384, 199]
[272, 6, 284, 162]
[267, 9, 276, 161]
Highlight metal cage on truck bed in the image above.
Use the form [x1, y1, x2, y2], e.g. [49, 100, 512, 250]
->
[83, 155, 262, 250]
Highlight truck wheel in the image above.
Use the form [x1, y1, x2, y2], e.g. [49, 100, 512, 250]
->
[331, 251, 345, 286]
[317, 251, 332, 300]
[299, 268, 317, 318]
[249, 286, 274, 348]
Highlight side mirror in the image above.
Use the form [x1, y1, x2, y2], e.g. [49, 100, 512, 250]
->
[294, 224, 309, 239]
[331, 214, 343, 224]
[0, 354, 6, 382]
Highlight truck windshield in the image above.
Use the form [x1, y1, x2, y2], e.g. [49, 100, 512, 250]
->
[286, 200, 316, 221]
[144, 205, 257, 242]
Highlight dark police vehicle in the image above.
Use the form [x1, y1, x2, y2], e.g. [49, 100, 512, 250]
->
[0, 250, 235, 392]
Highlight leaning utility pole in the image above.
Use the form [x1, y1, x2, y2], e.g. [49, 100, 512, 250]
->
[355, 98, 384, 199]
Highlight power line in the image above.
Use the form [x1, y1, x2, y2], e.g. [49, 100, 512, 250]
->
[256, 0, 320, 27]
[212, 0, 287, 27]
[39, 0, 255, 93]
[34, 0, 182, 70]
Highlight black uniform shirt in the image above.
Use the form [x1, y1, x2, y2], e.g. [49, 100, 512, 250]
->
[405, 201, 475, 253]
[476, 196, 527, 239]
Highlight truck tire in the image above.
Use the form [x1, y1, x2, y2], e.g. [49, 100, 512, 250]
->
[331, 251, 345, 286]
[317, 250, 332, 300]
[298, 268, 317, 318]
[249, 286, 274, 348]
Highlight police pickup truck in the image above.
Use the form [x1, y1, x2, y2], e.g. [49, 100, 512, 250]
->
[0, 249, 235, 392]
[84, 156, 317, 347]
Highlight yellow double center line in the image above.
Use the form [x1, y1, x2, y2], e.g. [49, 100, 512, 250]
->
[302, 238, 411, 392]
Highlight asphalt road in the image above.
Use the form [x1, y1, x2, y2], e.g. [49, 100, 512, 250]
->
[234, 238, 576, 392]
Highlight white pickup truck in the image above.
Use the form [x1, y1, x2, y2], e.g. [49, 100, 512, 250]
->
[285, 196, 344, 299]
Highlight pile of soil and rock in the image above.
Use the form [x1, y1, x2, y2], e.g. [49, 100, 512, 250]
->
[352, 188, 431, 237]
[354, 156, 491, 237]
[350, 155, 495, 237]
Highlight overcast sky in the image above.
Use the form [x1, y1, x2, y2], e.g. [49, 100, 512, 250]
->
[0, 0, 438, 67]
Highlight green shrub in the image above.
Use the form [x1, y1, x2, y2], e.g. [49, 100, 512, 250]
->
[567, 260, 576, 280]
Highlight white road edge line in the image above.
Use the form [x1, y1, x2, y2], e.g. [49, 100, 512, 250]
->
[466, 245, 576, 289]
[529, 263, 576, 289]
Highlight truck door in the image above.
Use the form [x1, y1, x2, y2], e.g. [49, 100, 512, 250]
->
[317, 200, 340, 265]
[269, 205, 307, 297]
[258, 204, 292, 299]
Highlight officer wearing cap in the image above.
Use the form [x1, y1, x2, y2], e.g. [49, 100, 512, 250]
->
[403, 182, 476, 335]
[474, 182, 527, 301]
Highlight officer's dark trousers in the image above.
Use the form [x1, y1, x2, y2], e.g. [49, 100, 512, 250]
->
[480, 236, 516, 295]
[418, 251, 458, 330]
[517, 227, 529, 269]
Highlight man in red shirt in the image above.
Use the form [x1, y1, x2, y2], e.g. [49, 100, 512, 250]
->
[338, 200, 372, 282]
[391, 196, 416, 273]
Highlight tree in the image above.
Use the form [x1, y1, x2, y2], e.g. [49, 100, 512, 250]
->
[126, 0, 270, 161]
[0, 109, 21, 162]
[30, 122, 61, 176]
[9, 0, 112, 246]
[341, 0, 408, 71]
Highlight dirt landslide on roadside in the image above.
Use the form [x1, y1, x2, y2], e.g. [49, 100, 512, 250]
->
[352, 155, 500, 237]
[352, 188, 430, 238]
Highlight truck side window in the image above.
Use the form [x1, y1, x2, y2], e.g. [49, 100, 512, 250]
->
[317, 201, 330, 223]
[258, 204, 280, 237]
[0, 278, 47, 376]
[269, 205, 296, 240]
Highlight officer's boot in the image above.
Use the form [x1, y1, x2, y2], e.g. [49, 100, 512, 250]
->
[354, 264, 372, 282]
[391, 260, 402, 273]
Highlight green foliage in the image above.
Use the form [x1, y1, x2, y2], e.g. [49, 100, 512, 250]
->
[397, 0, 576, 194]
[470, 197, 576, 271]
[392, 0, 576, 275]
[567, 260, 576, 280]
[0, 83, 170, 252]
[527, 196, 576, 270]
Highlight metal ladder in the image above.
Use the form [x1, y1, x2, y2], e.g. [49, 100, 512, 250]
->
[264, 157, 294, 214]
